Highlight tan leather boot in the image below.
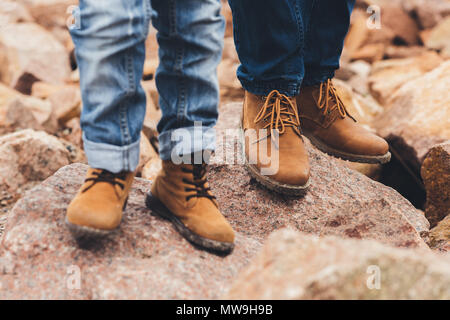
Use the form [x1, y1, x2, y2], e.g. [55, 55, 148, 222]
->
[297, 79, 391, 164]
[66, 168, 135, 239]
[146, 160, 235, 253]
[241, 90, 310, 195]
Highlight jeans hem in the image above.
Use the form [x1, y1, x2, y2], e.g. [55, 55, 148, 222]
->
[239, 79, 301, 97]
[82, 133, 140, 173]
[302, 70, 336, 87]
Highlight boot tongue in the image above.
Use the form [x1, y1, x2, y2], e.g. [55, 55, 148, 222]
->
[257, 91, 301, 139]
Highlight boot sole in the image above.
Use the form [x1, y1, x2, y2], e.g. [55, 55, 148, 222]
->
[238, 122, 310, 196]
[65, 197, 128, 241]
[304, 132, 391, 164]
[65, 218, 114, 240]
[145, 192, 235, 253]
[245, 162, 310, 196]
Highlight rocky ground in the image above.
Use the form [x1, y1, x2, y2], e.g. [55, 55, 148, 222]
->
[0, 0, 449, 299]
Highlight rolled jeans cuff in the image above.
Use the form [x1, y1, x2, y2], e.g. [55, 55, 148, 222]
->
[82, 133, 140, 173]
[302, 69, 336, 87]
[239, 78, 301, 97]
[158, 126, 216, 162]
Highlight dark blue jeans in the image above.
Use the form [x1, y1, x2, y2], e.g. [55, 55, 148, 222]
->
[228, 0, 355, 96]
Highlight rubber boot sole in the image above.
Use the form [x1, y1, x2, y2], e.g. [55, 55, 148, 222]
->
[245, 162, 310, 196]
[145, 192, 235, 254]
[65, 197, 128, 241]
[304, 132, 391, 164]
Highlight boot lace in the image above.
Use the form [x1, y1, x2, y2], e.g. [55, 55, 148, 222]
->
[317, 79, 349, 119]
[181, 164, 216, 202]
[82, 170, 127, 193]
[254, 90, 301, 144]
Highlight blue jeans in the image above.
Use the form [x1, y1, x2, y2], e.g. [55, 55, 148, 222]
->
[228, 0, 355, 96]
[70, 0, 224, 173]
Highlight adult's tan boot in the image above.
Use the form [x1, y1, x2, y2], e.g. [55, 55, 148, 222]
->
[297, 79, 391, 164]
[241, 90, 310, 195]
[146, 159, 235, 253]
[66, 168, 135, 239]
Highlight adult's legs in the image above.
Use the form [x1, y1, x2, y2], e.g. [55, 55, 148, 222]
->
[228, 0, 314, 97]
[302, 0, 355, 86]
[297, 0, 390, 164]
[229, 0, 356, 93]
[228, 0, 313, 194]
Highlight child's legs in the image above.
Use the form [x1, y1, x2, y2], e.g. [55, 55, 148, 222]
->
[151, 0, 224, 161]
[70, 0, 151, 173]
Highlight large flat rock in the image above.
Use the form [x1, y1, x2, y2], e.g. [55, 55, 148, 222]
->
[0, 164, 261, 299]
[213, 103, 429, 247]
